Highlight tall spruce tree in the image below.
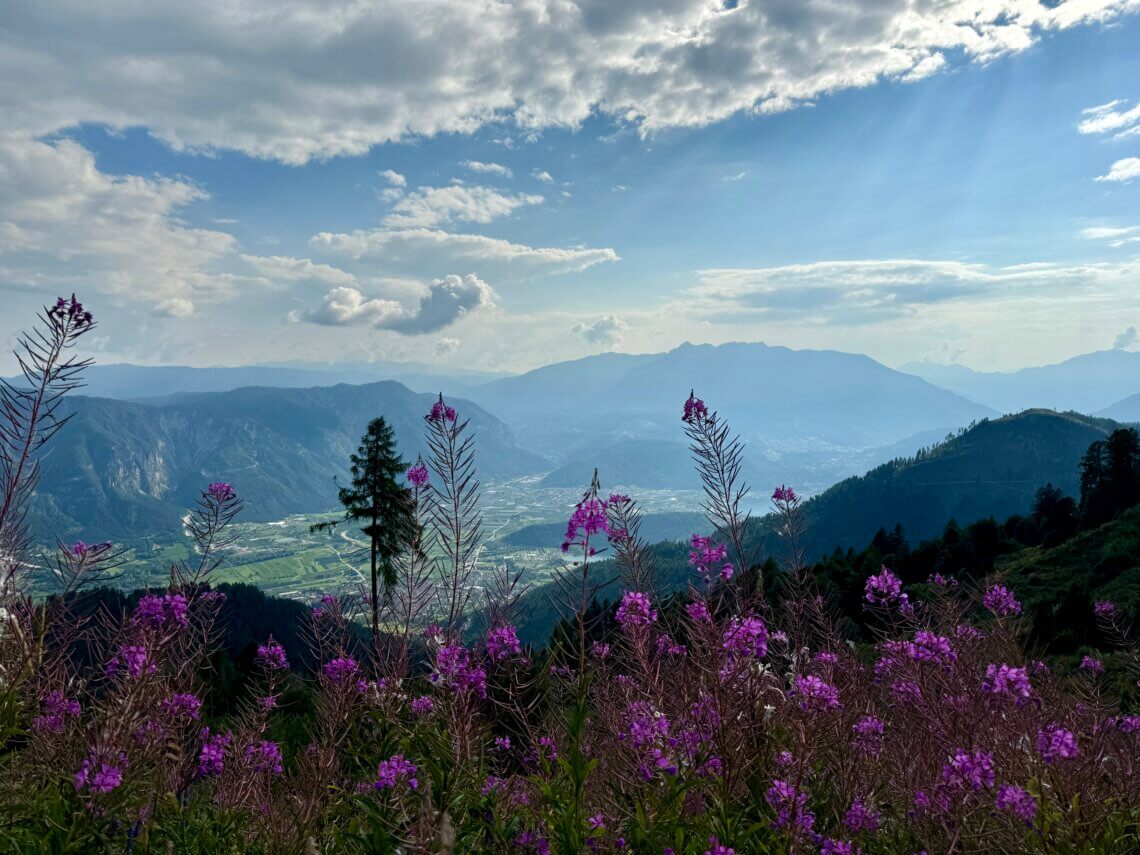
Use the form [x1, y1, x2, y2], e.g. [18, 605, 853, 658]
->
[312, 417, 413, 639]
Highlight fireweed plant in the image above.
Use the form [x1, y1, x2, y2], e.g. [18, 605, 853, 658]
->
[0, 301, 1137, 854]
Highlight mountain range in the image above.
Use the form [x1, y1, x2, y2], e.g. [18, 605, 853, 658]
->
[900, 350, 1140, 415]
[30, 382, 543, 542]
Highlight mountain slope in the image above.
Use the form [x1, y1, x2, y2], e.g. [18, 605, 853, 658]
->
[901, 350, 1140, 415]
[30, 382, 546, 542]
[1099, 392, 1140, 424]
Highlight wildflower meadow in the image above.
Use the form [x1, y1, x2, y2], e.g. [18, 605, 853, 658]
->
[1, 298, 1137, 854]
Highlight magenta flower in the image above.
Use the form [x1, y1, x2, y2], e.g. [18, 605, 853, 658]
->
[106, 644, 154, 679]
[431, 643, 487, 698]
[941, 748, 995, 791]
[133, 592, 189, 628]
[1079, 655, 1104, 674]
[689, 534, 733, 581]
[983, 584, 1022, 617]
[486, 624, 522, 661]
[410, 695, 434, 715]
[864, 566, 902, 606]
[245, 740, 284, 774]
[982, 664, 1032, 701]
[844, 799, 880, 833]
[790, 674, 842, 713]
[427, 397, 457, 423]
[1037, 727, 1079, 763]
[766, 779, 814, 833]
[322, 656, 360, 682]
[686, 600, 712, 623]
[615, 591, 657, 629]
[207, 481, 236, 502]
[197, 728, 232, 777]
[159, 693, 202, 722]
[256, 639, 289, 670]
[704, 840, 734, 855]
[33, 690, 81, 734]
[820, 841, 858, 855]
[911, 631, 956, 666]
[49, 294, 93, 327]
[75, 755, 123, 795]
[852, 716, 885, 755]
[406, 459, 430, 487]
[996, 784, 1037, 824]
[1094, 600, 1118, 620]
[375, 754, 418, 790]
[721, 615, 768, 660]
[561, 496, 609, 551]
[771, 485, 798, 503]
[682, 391, 709, 424]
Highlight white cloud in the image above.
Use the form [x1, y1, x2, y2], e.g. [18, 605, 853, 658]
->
[723, 170, 749, 182]
[379, 169, 406, 188]
[240, 254, 357, 286]
[434, 336, 461, 356]
[383, 184, 543, 228]
[569, 314, 629, 348]
[5, 1, 1137, 163]
[311, 227, 618, 275]
[1081, 225, 1140, 247]
[1079, 99, 1140, 137]
[0, 134, 249, 315]
[687, 258, 1140, 325]
[1114, 325, 1137, 350]
[462, 161, 513, 178]
[295, 274, 496, 334]
[1096, 157, 1140, 182]
[531, 169, 554, 184]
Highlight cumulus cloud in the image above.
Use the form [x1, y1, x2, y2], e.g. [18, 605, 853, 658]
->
[240, 254, 357, 286]
[4, 1, 1136, 163]
[462, 161, 513, 178]
[1080, 225, 1140, 247]
[688, 258, 1140, 326]
[1114, 326, 1138, 350]
[434, 336, 461, 356]
[531, 169, 554, 184]
[1079, 99, 1140, 138]
[1096, 157, 1140, 182]
[380, 169, 406, 187]
[311, 227, 618, 275]
[296, 274, 496, 334]
[0, 134, 250, 315]
[569, 314, 629, 348]
[383, 184, 543, 228]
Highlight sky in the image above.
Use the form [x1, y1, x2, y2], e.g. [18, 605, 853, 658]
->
[1, 0, 1139, 376]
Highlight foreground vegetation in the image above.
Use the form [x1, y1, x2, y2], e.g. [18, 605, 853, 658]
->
[1, 299, 1137, 854]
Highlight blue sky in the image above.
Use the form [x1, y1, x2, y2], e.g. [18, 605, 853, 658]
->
[1, 1, 1139, 374]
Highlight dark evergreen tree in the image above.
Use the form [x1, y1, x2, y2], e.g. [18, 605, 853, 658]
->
[1080, 428, 1140, 528]
[312, 417, 414, 639]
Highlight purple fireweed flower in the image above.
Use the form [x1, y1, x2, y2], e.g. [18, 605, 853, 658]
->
[133, 592, 189, 628]
[955, 624, 984, 642]
[256, 639, 289, 670]
[245, 740, 284, 774]
[406, 459, 430, 487]
[996, 784, 1037, 824]
[982, 664, 1032, 701]
[431, 643, 487, 698]
[207, 482, 236, 502]
[1114, 715, 1140, 733]
[1079, 656, 1104, 674]
[689, 534, 733, 581]
[590, 641, 611, 659]
[106, 644, 154, 679]
[685, 600, 712, 622]
[852, 716, 885, 755]
[486, 624, 522, 661]
[814, 651, 840, 666]
[864, 566, 902, 607]
[1093, 600, 1118, 620]
[561, 496, 609, 552]
[772, 485, 798, 503]
[942, 749, 995, 791]
[197, 728, 232, 777]
[322, 656, 359, 683]
[50, 294, 94, 326]
[75, 756, 123, 795]
[1037, 727, 1079, 763]
[682, 392, 709, 424]
[482, 775, 502, 796]
[845, 799, 880, 833]
[911, 631, 956, 665]
[493, 736, 511, 750]
[410, 695, 434, 715]
[622, 702, 670, 749]
[722, 615, 768, 660]
[983, 584, 1022, 617]
[427, 398, 457, 424]
[375, 754, 418, 790]
[587, 813, 606, 830]
[790, 674, 841, 713]
[766, 779, 814, 833]
[259, 694, 278, 712]
[608, 493, 630, 505]
[160, 693, 202, 722]
[655, 634, 686, 657]
[928, 573, 958, 588]
[820, 842, 859, 855]
[33, 690, 81, 734]
[704, 839, 734, 855]
[615, 591, 657, 629]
